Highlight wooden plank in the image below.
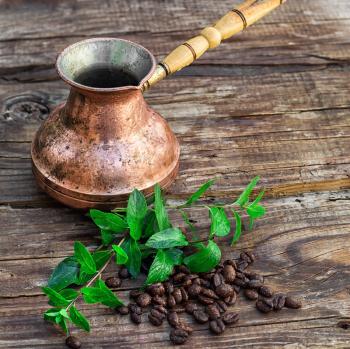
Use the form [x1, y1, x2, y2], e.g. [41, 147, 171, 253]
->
[1, 190, 350, 293]
[0, 191, 350, 347]
[1, 66, 350, 206]
[0, 0, 348, 41]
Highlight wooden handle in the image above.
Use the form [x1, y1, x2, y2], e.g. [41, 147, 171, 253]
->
[143, 0, 286, 91]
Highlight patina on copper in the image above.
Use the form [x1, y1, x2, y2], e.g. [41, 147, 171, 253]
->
[31, 38, 179, 209]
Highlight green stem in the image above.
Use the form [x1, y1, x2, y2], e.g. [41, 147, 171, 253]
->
[65, 237, 125, 312]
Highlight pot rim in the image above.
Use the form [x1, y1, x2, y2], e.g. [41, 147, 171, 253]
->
[55, 37, 156, 93]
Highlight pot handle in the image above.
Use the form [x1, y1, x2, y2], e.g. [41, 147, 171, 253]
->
[142, 0, 286, 91]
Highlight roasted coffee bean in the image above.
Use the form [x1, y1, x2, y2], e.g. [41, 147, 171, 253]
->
[173, 272, 186, 283]
[188, 284, 202, 298]
[240, 251, 255, 264]
[152, 295, 167, 306]
[180, 287, 189, 302]
[198, 295, 215, 305]
[193, 278, 201, 285]
[164, 281, 174, 295]
[147, 283, 165, 297]
[177, 265, 190, 274]
[222, 312, 239, 325]
[246, 279, 263, 289]
[65, 336, 81, 349]
[118, 267, 130, 279]
[285, 296, 302, 309]
[215, 300, 228, 313]
[150, 308, 166, 320]
[105, 276, 122, 288]
[116, 306, 129, 315]
[167, 295, 176, 308]
[193, 309, 209, 324]
[233, 278, 246, 287]
[209, 318, 226, 335]
[236, 261, 249, 272]
[128, 303, 142, 315]
[185, 301, 198, 314]
[129, 289, 143, 299]
[224, 259, 237, 269]
[206, 304, 221, 320]
[215, 283, 234, 298]
[213, 273, 224, 287]
[201, 288, 219, 299]
[224, 292, 237, 306]
[201, 272, 215, 281]
[136, 293, 152, 308]
[153, 305, 167, 315]
[176, 321, 194, 334]
[259, 285, 273, 298]
[233, 285, 241, 293]
[236, 272, 249, 283]
[167, 311, 180, 327]
[169, 328, 188, 345]
[244, 289, 259, 301]
[248, 272, 264, 283]
[200, 278, 211, 288]
[256, 298, 273, 313]
[148, 314, 163, 326]
[223, 264, 236, 284]
[273, 293, 286, 310]
[173, 288, 183, 304]
[130, 311, 142, 324]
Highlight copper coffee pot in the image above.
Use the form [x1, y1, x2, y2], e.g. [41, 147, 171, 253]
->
[31, 0, 285, 209]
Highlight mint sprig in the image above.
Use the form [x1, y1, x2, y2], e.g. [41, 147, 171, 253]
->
[43, 176, 266, 337]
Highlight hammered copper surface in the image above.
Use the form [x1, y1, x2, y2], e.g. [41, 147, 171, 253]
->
[31, 38, 180, 209]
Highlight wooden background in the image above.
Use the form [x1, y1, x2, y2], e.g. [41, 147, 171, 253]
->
[1, 0, 350, 347]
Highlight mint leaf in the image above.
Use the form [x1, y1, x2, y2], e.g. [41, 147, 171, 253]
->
[59, 288, 78, 301]
[69, 306, 90, 332]
[247, 203, 266, 229]
[127, 189, 148, 240]
[166, 248, 183, 265]
[122, 237, 141, 278]
[183, 179, 215, 206]
[234, 176, 260, 208]
[142, 210, 158, 238]
[56, 315, 69, 334]
[209, 207, 231, 237]
[82, 280, 123, 308]
[231, 210, 242, 245]
[100, 229, 115, 246]
[145, 228, 188, 249]
[42, 287, 70, 307]
[92, 250, 112, 269]
[74, 241, 97, 275]
[112, 244, 128, 265]
[90, 209, 127, 232]
[154, 184, 171, 231]
[145, 249, 178, 285]
[47, 257, 80, 291]
[43, 308, 61, 322]
[184, 240, 221, 273]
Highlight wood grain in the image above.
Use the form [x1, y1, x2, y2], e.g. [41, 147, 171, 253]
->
[1, 0, 350, 347]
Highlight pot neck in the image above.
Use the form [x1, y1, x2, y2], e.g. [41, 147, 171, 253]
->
[61, 87, 148, 139]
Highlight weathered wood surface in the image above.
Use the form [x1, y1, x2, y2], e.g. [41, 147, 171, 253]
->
[0, 0, 350, 347]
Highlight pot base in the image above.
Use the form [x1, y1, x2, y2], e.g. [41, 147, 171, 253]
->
[32, 157, 179, 209]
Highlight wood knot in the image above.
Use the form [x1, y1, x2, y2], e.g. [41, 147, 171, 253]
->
[1, 92, 50, 121]
[337, 320, 350, 330]
[200, 27, 222, 49]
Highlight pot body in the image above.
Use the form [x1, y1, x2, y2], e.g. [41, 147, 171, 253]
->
[31, 87, 179, 209]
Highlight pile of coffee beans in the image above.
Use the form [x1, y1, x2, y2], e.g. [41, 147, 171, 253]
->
[65, 251, 302, 348]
